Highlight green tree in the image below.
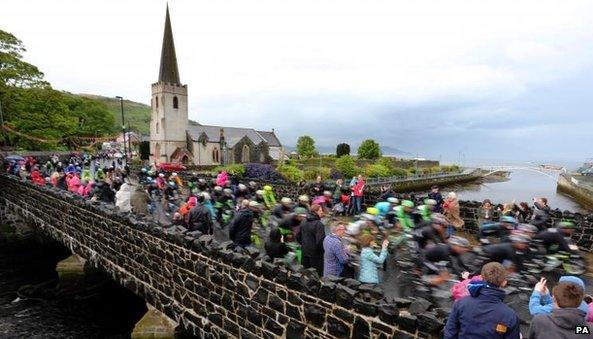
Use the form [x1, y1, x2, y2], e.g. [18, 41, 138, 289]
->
[296, 135, 317, 158]
[335, 155, 359, 178]
[336, 143, 350, 157]
[358, 139, 381, 159]
[0, 29, 49, 88]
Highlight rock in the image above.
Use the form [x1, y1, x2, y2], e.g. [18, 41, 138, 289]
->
[417, 312, 444, 334]
[327, 316, 351, 338]
[352, 317, 371, 339]
[408, 298, 431, 314]
[304, 305, 325, 328]
[353, 298, 378, 317]
[286, 320, 305, 339]
[396, 313, 417, 333]
[378, 304, 399, 325]
[319, 281, 337, 303]
[336, 284, 357, 309]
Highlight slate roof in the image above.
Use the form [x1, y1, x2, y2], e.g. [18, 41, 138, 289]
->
[187, 123, 281, 148]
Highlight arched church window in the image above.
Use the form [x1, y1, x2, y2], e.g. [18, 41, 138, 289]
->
[212, 148, 219, 163]
[156, 121, 159, 134]
[155, 97, 158, 109]
[173, 96, 179, 109]
[241, 145, 250, 163]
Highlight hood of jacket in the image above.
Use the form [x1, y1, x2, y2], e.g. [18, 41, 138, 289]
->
[306, 212, 320, 222]
[468, 280, 506, 301]
[549, 308, 587, 330]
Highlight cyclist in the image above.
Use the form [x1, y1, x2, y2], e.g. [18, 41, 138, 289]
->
[477, 216, 518, 245]
[413, 213, 448, 249]
[395, 200, 415, 232]
[481, 234, 531, 271]
[532, 221, 576, 254]
[422, 236, 472, 284]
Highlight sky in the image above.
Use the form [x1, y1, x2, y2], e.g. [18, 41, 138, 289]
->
[2, 0, 593, 163]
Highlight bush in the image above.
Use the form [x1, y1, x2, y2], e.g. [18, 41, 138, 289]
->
[336, 143, 351, 157]
[441, 165, 460, 173]
[213, 164, 245, 177]
[391, 168, 409, 178]
[335, 155, 359, 178]
[277, 164, 304, 182]
[330, 168, 344, 180]
[303, 166, 332, 181]
[244, 163, 285, 181]
[364, 164, 392, 178]
[296, 135, 317, 158]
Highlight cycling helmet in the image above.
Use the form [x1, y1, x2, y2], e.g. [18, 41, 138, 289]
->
[431, 213, 449, 226]
[501, 216, 518, 225]
[424, 199, 437, 206]
[256, 190, 264, 195]
[249, 200, 261, 208]
[509, 233, 531, 244]
[263, 185, 273, 191]
[158, 173, 165, 178]
[201, 192, 211, 200]
[249, 181, 257, 187]
[323, 190, 332, 196]
[171, 172, 178, 177]
[449, 236, 470, 248]
[557, 221, 576, 229]
[366, 207, 379, 216]
[198, 178, 206, 183]
[281, 197, 293, 204]
[517, 224, 538, 234]
[298, 195, 310, 203]
[214, 186, 223, 192]
[401, 200, 414, 208]
[238, 183, 247, 190]
[387, 197, 399, 204]
[223, 188, 232, 194]
[141, 168, 148, 173]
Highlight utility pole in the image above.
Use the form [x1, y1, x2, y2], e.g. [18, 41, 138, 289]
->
[127, 121, 132, 160]
[0, 93, 5, 147]
[115, 96, 127, 164]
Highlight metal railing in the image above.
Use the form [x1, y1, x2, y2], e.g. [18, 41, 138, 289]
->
[364, 168, 476, 185]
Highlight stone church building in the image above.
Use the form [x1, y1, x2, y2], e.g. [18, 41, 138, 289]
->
[150, 5, 283, 166]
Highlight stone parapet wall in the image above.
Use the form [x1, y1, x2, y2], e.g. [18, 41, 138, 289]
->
[0, 175, 428, 338]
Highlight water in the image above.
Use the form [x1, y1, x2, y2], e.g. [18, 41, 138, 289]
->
[440, 160, 592, 213]
[0, 236, 147, 338]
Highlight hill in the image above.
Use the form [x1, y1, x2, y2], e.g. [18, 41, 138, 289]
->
[78, 94, 151, 135]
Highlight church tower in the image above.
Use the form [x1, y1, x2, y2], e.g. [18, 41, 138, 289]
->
[150, 4, 188, 163]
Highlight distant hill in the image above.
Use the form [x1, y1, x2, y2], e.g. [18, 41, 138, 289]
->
[78, 94, 151, 135]
[286, 144, 413, 157]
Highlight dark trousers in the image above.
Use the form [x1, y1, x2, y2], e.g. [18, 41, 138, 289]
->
[302, 256, 323, 276]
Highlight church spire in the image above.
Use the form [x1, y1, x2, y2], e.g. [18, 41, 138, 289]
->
[158, 4, 180, 84]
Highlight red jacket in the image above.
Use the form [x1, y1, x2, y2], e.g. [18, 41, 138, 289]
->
[353, 180, 365, 197]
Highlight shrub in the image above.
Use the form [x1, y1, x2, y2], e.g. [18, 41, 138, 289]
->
[335, 155, 359, 178]
[441, 165, 460, 173]
[213, 164, 245, 177]
[303, 166, 332, 181]
[391, 168, 409, 178]
[330, 168, 344, 180]
[277, 164, 304, 182]
[364, 164, 392, 178]
[244, 163, 285, 181]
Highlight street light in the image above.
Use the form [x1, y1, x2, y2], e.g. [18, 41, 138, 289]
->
[115, 96, 127, 164]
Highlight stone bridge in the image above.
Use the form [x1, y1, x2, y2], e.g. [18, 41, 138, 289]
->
[0, 174, 426, 338]
[2, 174, 593, 339]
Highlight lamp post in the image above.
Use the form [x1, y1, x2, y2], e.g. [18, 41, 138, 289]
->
[115, 96, 127, 164]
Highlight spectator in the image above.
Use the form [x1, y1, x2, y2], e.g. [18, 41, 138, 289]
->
[187, 195, 213, 235]
[531, 197, 551, 231]
[444, 262, 520, 339]
[358, 234, 388, 284]
[477, 199, 494, 226]
[428, 185, 444, 213]
[529, 281, 590, 339]
[333, 178, 344, 204]
[310, 175, 326, 197]
[322, 222, 349, 278]
[351, 174, 365, 215]
[529, 276, 590, 316]
[444, 192, 464, 235]
[265, 228, 289, 261]
[296, 204, 326, 275]
[228, 200, 258, 248]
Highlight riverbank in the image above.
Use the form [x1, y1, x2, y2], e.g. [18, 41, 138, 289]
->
[557, 173, 593, 210]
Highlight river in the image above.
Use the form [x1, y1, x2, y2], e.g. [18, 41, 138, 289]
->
[443, 160, 592, 213]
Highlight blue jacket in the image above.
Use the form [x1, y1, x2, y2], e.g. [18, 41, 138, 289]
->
[529, 290, 589, 316]
[444, 281, 520, 339]
[374, 202, 391, 216]
[358, 247, 387, 284]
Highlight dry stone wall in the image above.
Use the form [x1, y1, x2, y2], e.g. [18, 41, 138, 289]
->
[0, 174, 431, 339]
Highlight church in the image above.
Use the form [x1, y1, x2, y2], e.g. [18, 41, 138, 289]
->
[150, 5, 284, 166]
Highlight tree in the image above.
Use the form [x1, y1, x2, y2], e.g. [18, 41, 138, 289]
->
[335, 155, 359, 178]
[296, 135, 317, 158]
[0, 30, 49, 88]
[358, 139, 381, 160]
[336, 143, 350, 157]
